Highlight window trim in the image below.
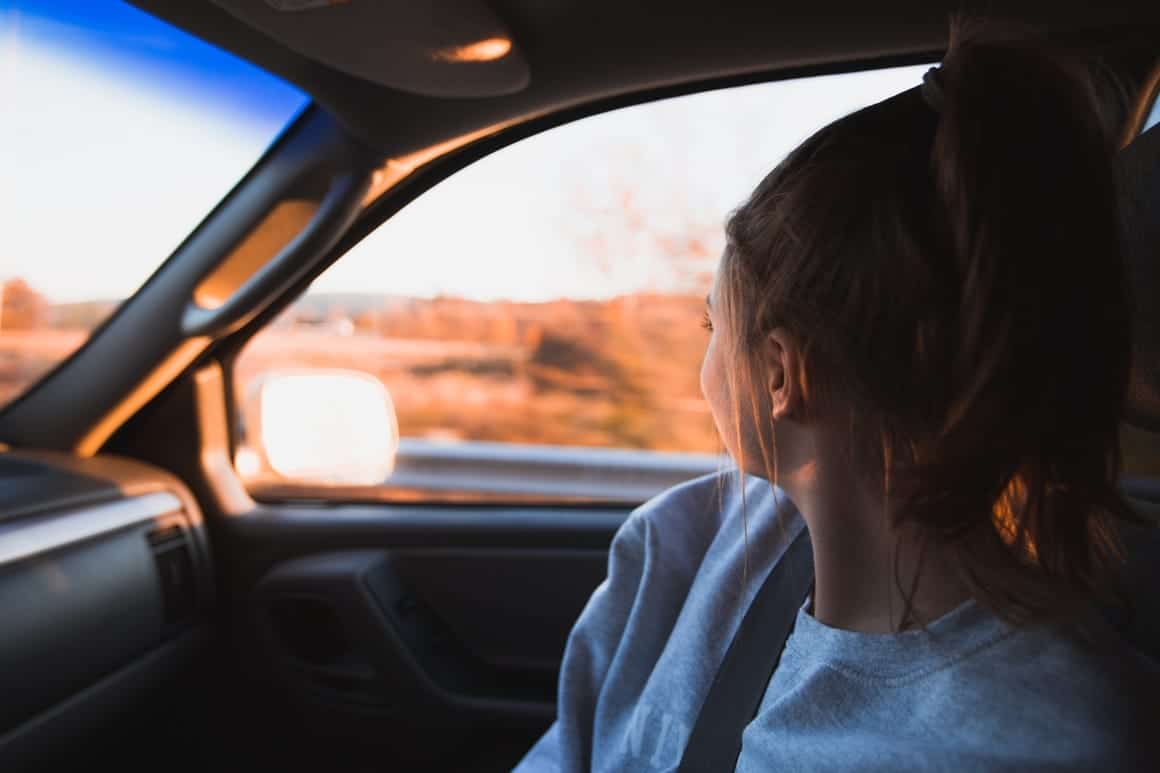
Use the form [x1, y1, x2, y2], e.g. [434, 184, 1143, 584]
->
[1123, 56, 1160, 145]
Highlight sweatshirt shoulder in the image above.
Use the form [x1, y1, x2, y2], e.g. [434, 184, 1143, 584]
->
[952, 622, 1160, 765]
[628, 469, 772, 534]
[615, 470, 781, 579]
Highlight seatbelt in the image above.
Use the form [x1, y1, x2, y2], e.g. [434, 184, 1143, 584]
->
[676, 526, 814, 773]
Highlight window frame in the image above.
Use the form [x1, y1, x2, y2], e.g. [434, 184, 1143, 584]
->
[219, 55, 944, 507]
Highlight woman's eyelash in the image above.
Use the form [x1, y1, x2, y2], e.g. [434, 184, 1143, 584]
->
[701, 310, 714, 332]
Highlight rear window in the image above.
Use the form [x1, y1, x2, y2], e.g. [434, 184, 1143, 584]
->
[0, 0, 307, 410]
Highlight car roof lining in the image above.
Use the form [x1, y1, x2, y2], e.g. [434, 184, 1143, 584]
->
[206, 0, 531, 98]
[130, 1, 1160, 156]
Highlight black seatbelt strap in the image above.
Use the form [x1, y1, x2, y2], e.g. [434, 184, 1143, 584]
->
[676, 525, 814, 773]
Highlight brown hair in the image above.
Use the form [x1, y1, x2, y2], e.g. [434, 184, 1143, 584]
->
[720, 21, 1137, 627]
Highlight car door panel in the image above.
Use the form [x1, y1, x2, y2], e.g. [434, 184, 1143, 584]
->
[213, 504, 624, 770]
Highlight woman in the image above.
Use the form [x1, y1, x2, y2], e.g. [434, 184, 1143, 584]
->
[515, 23, 1159, 772]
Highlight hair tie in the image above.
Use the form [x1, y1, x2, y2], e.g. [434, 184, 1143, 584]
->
[921, 66, 945, 113]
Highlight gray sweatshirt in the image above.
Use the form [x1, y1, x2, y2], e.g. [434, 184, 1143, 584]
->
[513, 471, 1159, 772]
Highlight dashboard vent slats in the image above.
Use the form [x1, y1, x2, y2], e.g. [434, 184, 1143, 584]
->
[147, 523, 196, 635]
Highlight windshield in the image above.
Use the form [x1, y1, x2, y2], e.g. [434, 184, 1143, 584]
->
[0, 0, 307, 410]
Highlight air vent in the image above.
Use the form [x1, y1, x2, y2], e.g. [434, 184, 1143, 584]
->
[147, 523, 197, 635]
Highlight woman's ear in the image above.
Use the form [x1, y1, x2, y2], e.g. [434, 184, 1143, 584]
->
[765, 328, 803, 420]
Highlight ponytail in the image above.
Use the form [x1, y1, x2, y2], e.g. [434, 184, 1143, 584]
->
[906, 24, 1135, 624]
[723, 19, 1137, 627]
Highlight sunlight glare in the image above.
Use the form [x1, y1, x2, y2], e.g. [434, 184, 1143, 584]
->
[259, 371, 399, 485]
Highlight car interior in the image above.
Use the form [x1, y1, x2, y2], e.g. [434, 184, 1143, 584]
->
[2, 2, 1160, 771]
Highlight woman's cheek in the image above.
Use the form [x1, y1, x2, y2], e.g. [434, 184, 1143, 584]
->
[701, 335, 737, 458]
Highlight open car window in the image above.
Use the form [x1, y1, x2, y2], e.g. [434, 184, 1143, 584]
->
[233, 64, 935, 502]
[0, 0, 307, 411]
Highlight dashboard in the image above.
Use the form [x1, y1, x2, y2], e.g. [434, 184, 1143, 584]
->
[0, 450, 213, 770]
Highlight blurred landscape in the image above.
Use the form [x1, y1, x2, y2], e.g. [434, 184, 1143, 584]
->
[0, 277, 720, 454]
[0, 278, 112, 406]
[237, 290, 719, 453]
[4, 274, 1160, 477]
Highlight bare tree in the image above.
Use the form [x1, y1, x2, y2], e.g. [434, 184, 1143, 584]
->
[0, 278, 48, 331]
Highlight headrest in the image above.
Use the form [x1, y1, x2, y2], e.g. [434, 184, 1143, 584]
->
[1120, 123, 1160, 430]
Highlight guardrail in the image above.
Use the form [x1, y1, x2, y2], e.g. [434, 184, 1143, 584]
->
[383, 438, 726, 502]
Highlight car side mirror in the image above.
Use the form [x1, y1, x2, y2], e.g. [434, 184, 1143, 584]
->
[242, 369, 399, 486]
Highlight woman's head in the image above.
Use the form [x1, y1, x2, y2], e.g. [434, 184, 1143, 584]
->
[703, 21, 1136, 625]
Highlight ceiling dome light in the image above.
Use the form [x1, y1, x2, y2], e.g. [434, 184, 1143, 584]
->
[431, 37, 512, 63]
[210, 0, 529, 97]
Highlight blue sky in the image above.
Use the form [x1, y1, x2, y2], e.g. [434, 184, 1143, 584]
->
[0, 0, 928, 305]
[5, 0, 305, 122]
[0, 0, 305, 303]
